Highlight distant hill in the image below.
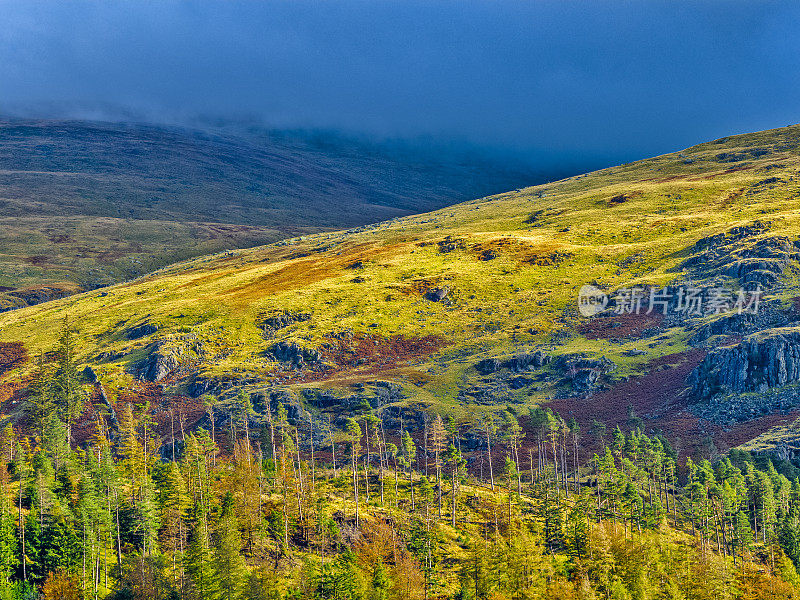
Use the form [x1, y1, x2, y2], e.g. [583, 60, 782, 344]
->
[0, 118, 550, 306]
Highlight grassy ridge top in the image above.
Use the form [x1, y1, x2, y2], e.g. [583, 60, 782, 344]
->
[3, 123, 800, 445]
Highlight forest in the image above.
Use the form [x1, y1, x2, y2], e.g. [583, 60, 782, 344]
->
[1, 321, 800, 600]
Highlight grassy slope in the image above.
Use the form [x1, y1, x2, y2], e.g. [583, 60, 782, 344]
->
[0, 119, 542, 298]
[3, 124, 800, 448]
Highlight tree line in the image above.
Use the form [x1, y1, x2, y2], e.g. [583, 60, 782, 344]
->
[0, 320, 799, 599]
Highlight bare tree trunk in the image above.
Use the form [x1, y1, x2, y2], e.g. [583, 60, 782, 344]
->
[486, 428, 495, 492]
[352, 444, 359, 526]
[379, 419, 387, 506]
[328, 414, 337, 478]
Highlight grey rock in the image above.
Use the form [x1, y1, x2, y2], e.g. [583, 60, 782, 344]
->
[554, 354, 615, 392]
[259, 311, 311, 338]
[503, 350, 550, 371]
[82, 365, 98, 383]
[425, 286, 450, 302]
[133, 343, 180, 382]
[476, 358, 501, 375]
[269, 341, 321, 367]
[622, 349, 648, 356]
[690, 328, 800, 399]
[126, 323, 159, 340]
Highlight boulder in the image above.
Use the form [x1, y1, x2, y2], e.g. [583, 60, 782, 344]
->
[126, 323, 159, 340]
[476, 358, 501, 375]
[425, 287, 450, 302]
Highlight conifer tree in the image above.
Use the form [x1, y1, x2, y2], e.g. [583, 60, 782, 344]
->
[344, 419, 362, 526]
[429, 415, 447, 520]
[213, 492, 248, 600]
[51, 316, 86, 443]
[400, 430, 417, 510]
[184, 506, 217, 600]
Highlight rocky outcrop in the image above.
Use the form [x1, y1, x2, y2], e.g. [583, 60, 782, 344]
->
[269, 341, 321, 368]
[476, 358, 501, 375]
[475, 350, 549, 375]
[8, 286, 73, 307]
[188, 376, 215, 398]
[681, 223, 800, 286]
[126, 323, 159, 340]
[554, 354, 615, 392]
[258, 311, 311, 338]
[689, 310, 779, 345]
[504, 351, 550, 371]
[301, 380, 406, 412]
[82, 365, 98, 383]
[95, 382, 118, 431]
[425, 286, 450, 302]
[690, 328, 800, 399]
[690, 383, 800, 427]
[132, 343, 180, 382]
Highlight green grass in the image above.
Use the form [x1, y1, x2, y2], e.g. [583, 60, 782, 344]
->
[4, 123, 800, 427]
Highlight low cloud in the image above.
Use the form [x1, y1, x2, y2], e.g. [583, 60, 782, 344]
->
[2, 0, 800, 165]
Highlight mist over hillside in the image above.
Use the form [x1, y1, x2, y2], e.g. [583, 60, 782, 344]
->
[0, 118, 572, 307]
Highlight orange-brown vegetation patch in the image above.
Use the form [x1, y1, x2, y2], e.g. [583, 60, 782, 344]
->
[0, 376, 32, 437]
[222, 241, 408, 300]
[716, 187, 746, 209]
[116, 381, 207, 435]
[543, 346, 800, 459]
[70, 381, 208, 446]
[0, 342, 27, 376]
[290, 333, 446, 383]
[403, 276, 449, 297]
[468, 237, 573, 266]
[577, 313, 664, 340]
[689, 164, 757, 181]
[544, 349, 706, 458]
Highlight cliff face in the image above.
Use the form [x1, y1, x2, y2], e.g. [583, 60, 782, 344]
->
[690, 328, 800, 399]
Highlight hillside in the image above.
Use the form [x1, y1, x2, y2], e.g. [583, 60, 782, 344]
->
[5, 123, 800, 459]
[0, 119, 544, 308]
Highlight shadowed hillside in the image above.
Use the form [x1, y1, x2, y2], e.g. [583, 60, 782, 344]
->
[0, 119, 548, 306]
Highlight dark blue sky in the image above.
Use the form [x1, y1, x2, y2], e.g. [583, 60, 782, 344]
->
[3, 0, 800, 168]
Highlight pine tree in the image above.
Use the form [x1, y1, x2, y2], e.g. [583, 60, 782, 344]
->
[213, 493, 248, 600]
[51, 316, 86, 443]
[400, 429, 417, 510]
[184, 506, 218, 600]
[429, 415, 447, 520]
[158, 461, 190, 588]
[344, 418, 362, 526]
